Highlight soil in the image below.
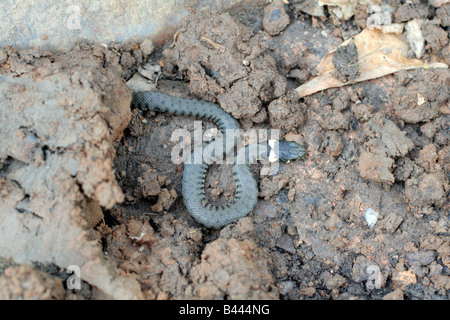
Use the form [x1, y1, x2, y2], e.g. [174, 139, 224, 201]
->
[332, 40, 360, 83]
[0, 1, 449, 300]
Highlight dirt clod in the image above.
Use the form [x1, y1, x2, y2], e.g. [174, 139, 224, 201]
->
[262, 0, 290, 36]
[392, 69, 448, 123]
[0, 265, 65, 300]
[332, 41, 360, 83]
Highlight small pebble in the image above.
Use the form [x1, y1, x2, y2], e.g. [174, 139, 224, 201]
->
[140, 39, 154, 56]
[278, 281, 295, 295]
[365, 208, 379, 228]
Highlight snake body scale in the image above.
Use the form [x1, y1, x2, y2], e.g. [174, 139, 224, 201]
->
[132, 91, 305, 228]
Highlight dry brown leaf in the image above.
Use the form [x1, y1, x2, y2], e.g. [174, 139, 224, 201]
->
[295, 28, 448, 98]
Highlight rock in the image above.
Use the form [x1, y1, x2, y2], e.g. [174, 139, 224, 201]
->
[219, 217, 255, 240]
[259, 175, 290, 200]
[323, 131, 344, 157]
[420, 121, 439, 139]
[138, 63, 162, 81]
[0, 0, 268, 52]
[140, 39, 155, 56]
[394, 3, 429, 22]
[431, 274, 450, 290]
[405, 173, 446, 207]
[406, 251, 437, 266]
[351, 103, 374, 122]
[126, 73, 157, 92]
[358, 114, 415, 184]
[268, 95, 305, 132]
[276, 234, 296, 254]
[332, 41, 360, 82]
[0, 265, 65, 300]
[0, 49, 7, 64]
[366, 208, 380, 228]
[278, 281, 295, 295]
[351, 255, 379, 283]
[405, 19, 425, 58]
[120, 51, 136, 69]
[382, 288, 404, 300]
[299, 286, 317, 297]
[325, 274, 347, 290]
[417, 144, 439, 171]
[189, 238, 278, 299]
[366, 4, 394, 26]
[364, 116, 414, 158]
[332, 92, 350, 111]
[429, 262, 443, 277]
[358, 151, 395, 183]
[324, 213, 342, 231]
[151, 188, 177, 212]
[287, 68, 310, 83]
[262, 0, 290, 36]
[392, 270, 417, 289]
[393, 157, 417, 182]
[293, 1, 325, 17]
[379, 213, 403, 233]
[0, 46, 142, 300]
[436, 5, 450, 26]
[434, 217, 449, 234]
[423, 22, 449, 52]
[253, 201, 278, 219]
[321, 110, 350, 130]
[393, 69, 448, 124]
[429, 0, 450, 7]
[218, 79, 262, 119]
[287, 188, 296, 202]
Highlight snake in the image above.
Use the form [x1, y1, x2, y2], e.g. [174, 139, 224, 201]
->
[131, 91, 306, 228]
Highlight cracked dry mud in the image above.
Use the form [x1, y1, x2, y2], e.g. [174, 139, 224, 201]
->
[0, 1, 449, 300]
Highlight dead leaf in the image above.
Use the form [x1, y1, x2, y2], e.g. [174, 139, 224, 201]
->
[295, 28, 448, 98]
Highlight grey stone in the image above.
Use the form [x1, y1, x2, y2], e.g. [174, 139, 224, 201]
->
[278, 281, 295, 295]
[406, 250, 437, 266]
[276, 234, 296, 254]
[0, 0, 266, 52]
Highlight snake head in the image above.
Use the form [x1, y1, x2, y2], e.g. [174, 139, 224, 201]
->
[269, 140, 306, 163]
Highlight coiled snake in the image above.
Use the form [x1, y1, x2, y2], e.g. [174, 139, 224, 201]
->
[132, 92, 305, 228]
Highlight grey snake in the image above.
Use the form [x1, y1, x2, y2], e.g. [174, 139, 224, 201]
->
[132, 92, 305, 228]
